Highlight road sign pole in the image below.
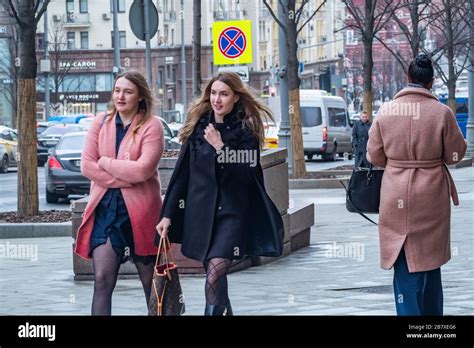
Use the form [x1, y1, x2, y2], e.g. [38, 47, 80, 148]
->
[143, 0, 153, 85]
[112, 0, 121, 77]
[277, 0, 292, 169]
[44, 9, 50, 121]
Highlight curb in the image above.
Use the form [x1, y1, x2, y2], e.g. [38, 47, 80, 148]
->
[448, 157, 472, 169]
[0, 222, 72, 239]
[289, 177, 349, 189]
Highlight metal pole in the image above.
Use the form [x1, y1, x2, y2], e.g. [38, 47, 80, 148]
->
[44, 9, 50, 120]
[465, 0, 474, 157]
[112, 0, 121, 77]
[143, 0, 153, 85]
[277, 0, 292, 169]
[180, 0, 186, 121]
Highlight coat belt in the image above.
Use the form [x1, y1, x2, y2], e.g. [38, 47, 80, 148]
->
[386, 159, 459, 206]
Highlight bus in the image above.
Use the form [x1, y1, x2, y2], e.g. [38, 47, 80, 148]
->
[438, 94, 469, 138]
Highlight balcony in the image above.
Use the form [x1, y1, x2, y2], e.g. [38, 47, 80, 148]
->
[61, 13, 90, 28]
[164, 11, 176, 22]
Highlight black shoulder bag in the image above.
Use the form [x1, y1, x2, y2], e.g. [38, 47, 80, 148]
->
[340, 155, 384, 225]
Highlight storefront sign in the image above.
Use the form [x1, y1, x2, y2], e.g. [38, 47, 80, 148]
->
[59, 61, 97, 70]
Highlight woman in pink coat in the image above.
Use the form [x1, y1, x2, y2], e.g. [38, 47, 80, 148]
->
[75, 71, 164, 315]
[367, 55, 467, 316]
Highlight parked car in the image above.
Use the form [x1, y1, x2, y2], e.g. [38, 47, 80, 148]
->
[37, 124, 84, 166]
[45, 131, 90, 203]
[37, 121, 61, 135]
[264, 122, 279, 149]
[0, 126, 18, 172]
[299, 90, 353, 161]
[159, 117, 181, 150]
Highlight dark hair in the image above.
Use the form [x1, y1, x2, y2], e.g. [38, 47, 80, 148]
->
[408, 54, 434, 87]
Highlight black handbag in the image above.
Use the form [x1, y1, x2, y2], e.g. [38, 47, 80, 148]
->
[341, 163, 384, 225]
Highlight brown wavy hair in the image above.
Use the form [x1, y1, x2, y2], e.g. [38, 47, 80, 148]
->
[105, 70, 156, 136]
[179, 72, 274, 148]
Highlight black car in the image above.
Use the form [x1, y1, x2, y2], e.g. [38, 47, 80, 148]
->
[45, 131, 90, 203]
[37, 124, 84, 166]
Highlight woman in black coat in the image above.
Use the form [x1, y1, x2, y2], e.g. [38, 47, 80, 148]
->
[156, 72, 284, 316]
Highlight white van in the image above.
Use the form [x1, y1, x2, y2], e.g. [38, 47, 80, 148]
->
[300, 90, 352, 161]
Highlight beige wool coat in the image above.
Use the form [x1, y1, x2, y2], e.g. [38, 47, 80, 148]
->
[367, 87, 467, 273]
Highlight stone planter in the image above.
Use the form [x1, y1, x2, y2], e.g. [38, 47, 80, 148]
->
[72, 148, 314, 280]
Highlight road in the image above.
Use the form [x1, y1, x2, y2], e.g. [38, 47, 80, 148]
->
[0, 156, 353, 212]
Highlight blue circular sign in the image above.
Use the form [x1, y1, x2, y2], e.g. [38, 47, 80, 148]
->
[218, 27, 247, 59]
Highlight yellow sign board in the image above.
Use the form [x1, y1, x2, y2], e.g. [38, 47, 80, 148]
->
[212, 20, 253, 65]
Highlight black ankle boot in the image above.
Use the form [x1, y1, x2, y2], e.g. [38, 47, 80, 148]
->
[204, 304, 227, 316]
[225, 303, 233, 316]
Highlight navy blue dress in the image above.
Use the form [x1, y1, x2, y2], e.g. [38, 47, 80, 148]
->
[89, 115, 153, 264]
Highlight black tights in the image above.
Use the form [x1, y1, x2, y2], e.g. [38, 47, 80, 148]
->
[204, 258, 233, 306]
[91, 238, 155, 315]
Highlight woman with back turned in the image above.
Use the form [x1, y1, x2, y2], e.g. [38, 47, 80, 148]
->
[367, 55, 467, 316]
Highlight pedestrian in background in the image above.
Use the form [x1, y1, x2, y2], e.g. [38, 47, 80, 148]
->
[352, 110, 372, 168]
[156, 72, 283, 316]
[75, 71, 164, 315]
[367, 54, 467, 316]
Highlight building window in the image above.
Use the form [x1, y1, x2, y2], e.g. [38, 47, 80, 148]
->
[79, 0, 88, 13]
[171, 28, 175, 46]
[346, 30, 358, 45]
[67, 32, 75, 49]
[111, 31, 126, 48]
[66, 0, 74, 13]
[157, 69, 164, 89]
[110, 0, 126, 13]
[80, 31, 89, 49]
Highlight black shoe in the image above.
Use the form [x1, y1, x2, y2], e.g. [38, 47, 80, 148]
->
[225, 303, 233, 316]
[204, 304, 227, 316]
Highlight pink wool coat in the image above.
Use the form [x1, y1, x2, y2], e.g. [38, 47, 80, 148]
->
[75, 113, 164, 259]
[367, 87, 467, 273]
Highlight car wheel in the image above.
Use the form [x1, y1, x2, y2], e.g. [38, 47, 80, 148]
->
[46, 189, 60, 203]
[322, 153, 335, 161]
[0, 155, 8, 173]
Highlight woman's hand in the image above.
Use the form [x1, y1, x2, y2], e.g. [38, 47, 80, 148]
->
[156, 217, 171, 238]
[204, 124, 224, 151]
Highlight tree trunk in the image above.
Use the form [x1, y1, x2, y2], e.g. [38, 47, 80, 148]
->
[16, 1, 40, 216]
[363, 40, 374, 118]
[286, 1, 306, 178]
[192, 0, 202, 98]
[288, 89, 306, 177]
[446, 5, 457, 115]
[17, 79, 39, 216]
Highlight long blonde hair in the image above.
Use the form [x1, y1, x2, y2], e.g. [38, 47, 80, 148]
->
[105, 70, 156, 135]
[179, 72, 274, 148]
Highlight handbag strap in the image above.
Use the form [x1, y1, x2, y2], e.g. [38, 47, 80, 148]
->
[155, 235, 175, 269]
[340, 180, 379, 226]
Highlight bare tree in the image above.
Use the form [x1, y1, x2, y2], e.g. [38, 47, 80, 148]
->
[426, 0, 471, 113]
[47, 21, 74, 108]
[5, 0, 50, 216]
[375, 0, 432, 74]
[263, 0, 327, 177]
[342, 0, 400, 119]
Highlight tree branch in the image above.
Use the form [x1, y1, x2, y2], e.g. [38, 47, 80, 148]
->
[263, 0, 287, 35]
[374, 35, 408, 74]
[7, 0, 23, 25]
[297, 0, 327, 35]
[35, 0, 51, 25]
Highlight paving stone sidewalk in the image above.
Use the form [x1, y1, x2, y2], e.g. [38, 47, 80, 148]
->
[0, 167, 472, 315]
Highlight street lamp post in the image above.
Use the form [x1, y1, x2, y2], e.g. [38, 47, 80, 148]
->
[180, 0, 186, 121]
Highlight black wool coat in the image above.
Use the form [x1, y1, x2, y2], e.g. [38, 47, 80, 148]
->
[157, 109, 284, 262]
